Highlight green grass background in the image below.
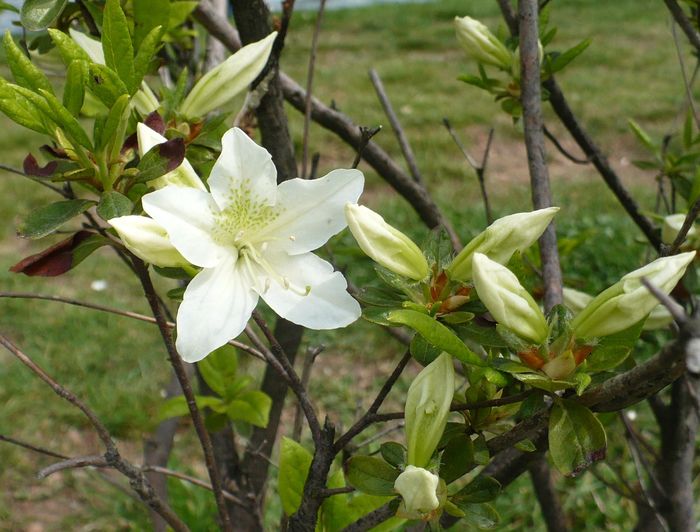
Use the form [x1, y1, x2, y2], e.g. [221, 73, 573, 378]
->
[0, 0, 694, 529]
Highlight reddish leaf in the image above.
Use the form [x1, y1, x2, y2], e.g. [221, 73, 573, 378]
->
[23, 154, 58, 177]
[40, 144, 69, 159]
[122, 111, 166, 154]
[10, 231, 94, 277]
[159, 138, 186, 172]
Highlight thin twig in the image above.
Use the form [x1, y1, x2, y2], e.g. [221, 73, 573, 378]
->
[142, 465, 245, 505]
[352, 126, 382, 168]
[543, 126, 589, 164]
[38, 455, 109, 479]
[132, 260, 233, 532]
[0, 291, 265, 361]
[620, 412, 670, 532]
[640, 278, 687, 324]
[292, 345, 324, 441]
[672, 21, 700, 132]
[0, 335, 188, 531]
[0, 162, 68, 196]
[320, 486, 355, 498]
[664, 0, 700, 52]
[369, 68, 424, 184]
[252, 311, 322, 444]
[301, 0, 328, 179]
[0, 434, 68, 460]
[333, 350, 412, 453]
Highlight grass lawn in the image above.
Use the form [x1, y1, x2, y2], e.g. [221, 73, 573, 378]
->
[0, 0, 692, 528]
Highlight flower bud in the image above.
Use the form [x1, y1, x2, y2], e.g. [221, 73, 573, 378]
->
[345, 203, 429, 280]
[394, 466, 440, 514]
[562, 287, 593, 314]
[661, 214, 699, 247]
[541, 351, 576, 380]
[179, 32, 277, 119]
[136, 123, 205, 190]
[454, 16, 513, 70]
[571, 252, 696, 339]
[472, 253, 548, 344]
[447, 207, 558, 281]
[109, 215, 188, 267]
[405, 352, 454, 468]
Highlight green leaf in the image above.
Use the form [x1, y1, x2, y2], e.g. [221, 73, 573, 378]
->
[515, 439, 537, 452]
[387, 309, 485, 367]
[96, 191, 133, 221]
[3, 32, 53, 94]
[344, 456, 399, 496]
[197, 344, 238, 397]
[585, 320, 644, 372]
[0, 82, 49, 133]
[63, 60, 88, 116]
[20, 0, 68, 31]
[548, 38, 591, 73]
[409, 334, 441, 365]
[133, 0, 169, 48]
[102, 0, 136, 93]
[167, 1, 198, 29]
[548, 399, 606, 477]
[628, 119, 658, 156]
[88, 63, 130, 108]
[380, 442, 406, 468]
[38, 89, 93, 150]
[278, 437, 313, 516]
[0, 1, 19, 13]
[137, 138, 186, 183]
[19, 199, 95, 239]
[227, 390, 271, 428]
[133, 25, 164, 86]
[459, 502, 500, 530]
[511, 371, 576, 393]
[48, 29, 91, 65]
[158, 394, 223, 421]
[440, 434, 474, 484]
[454, 476, 501, 504]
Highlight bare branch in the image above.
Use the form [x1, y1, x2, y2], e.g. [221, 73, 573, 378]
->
[640, 278, 687, 324]
[293, 345, 324, 441]
[38, 455, 109, 479]
[142, 465, 245, 505]
[671, 21, 700, 130]
[519, 0, 563, 311]
[664, 0, 700, 52]
[369, 68, 424, 184]
[0, 162, 68, 196]
[543, 126, 590, 165]
[0, 434, 68, 460]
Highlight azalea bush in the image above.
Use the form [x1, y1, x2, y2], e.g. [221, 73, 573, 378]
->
[1, 0, 699, 530]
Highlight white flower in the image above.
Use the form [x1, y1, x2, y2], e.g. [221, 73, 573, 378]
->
[394, 466, 440, 514]
[142, 128, 364, 362]
[344, 203, 429, 280]
[472, 253, 548, 344]
[179, 32, 277, 119]
[136, 123, 205, 190]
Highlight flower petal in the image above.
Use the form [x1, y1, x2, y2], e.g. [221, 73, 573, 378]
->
[142, 187, 227, 268]
[137, 123, 205, 190]
[176, 256, 259, 362]
[259, 169, 364, 254]
[208, 128, 277, 211]
[257, 251, 360, 329]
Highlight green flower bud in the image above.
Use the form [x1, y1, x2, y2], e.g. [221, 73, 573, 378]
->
[136, 123, 205, 190]
[454, 16, 513, 70]
[405, 352, 455, 468]
[541, 351, 576, 380]
[661, 214, 699, 248]
[109, 215, 188, 267]
[394, 466, 440, 514]
[345, 203, 429, 280]
[472, 253, 548, 344]
[179, 32, 277, 119]
[447, 207, 558, 281]
[571, 252, 696, 339]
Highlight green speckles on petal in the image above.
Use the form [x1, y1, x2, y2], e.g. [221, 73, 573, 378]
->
[211, 184, 280, 246]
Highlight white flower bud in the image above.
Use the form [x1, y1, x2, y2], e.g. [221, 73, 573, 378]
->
[345, 203, 429, 281]
[136, 123, 205, 190]
[454, 16, 513, 70]
[179, 32, 277, 119]
[571, 252, 696, 339]
[562, 287, 593, 314]
[394, 466, 440, 514]
[109, 215, 188, 267]
[472, 253, 548, 344]
[447, 207, 558, 281]
[405, 352, 455, 468]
